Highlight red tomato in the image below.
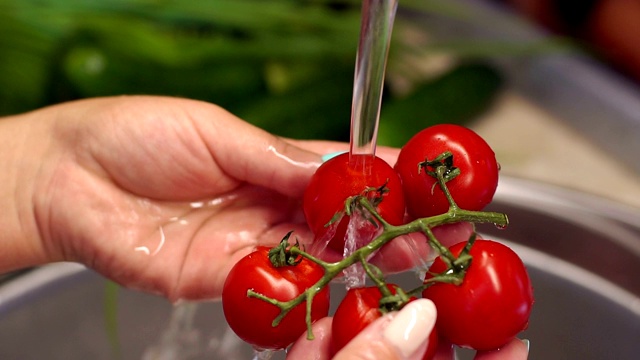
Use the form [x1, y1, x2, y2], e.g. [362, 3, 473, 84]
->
[303, 153, 405, 252]
[331, 285, 438, 359]
[222, 246, 330, 350]
[394, 124, 498, 219]
[422, 240, 534, 351]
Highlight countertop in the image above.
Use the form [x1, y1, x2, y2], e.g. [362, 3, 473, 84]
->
[472, 91, 640, 210]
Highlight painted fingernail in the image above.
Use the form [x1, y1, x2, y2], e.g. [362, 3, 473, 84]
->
[521, 339, 530, 352]
[321, 151, 346, 162]
[383, 299, 437, 358]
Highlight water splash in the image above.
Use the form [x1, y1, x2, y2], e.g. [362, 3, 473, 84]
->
[141, 302, 201, 360]
[142, 302, 249, 360]
[342, 212, 380, 289]
[307, 217, 340, 261]
[252, 348, 277, 360]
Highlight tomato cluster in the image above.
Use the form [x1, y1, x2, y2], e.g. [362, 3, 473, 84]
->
[221, 124, 534, 358]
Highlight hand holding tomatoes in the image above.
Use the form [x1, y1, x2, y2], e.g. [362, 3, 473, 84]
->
[221, 123, 531, 359]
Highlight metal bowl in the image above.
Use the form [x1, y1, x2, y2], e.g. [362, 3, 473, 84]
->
[1, 176, 639, 359]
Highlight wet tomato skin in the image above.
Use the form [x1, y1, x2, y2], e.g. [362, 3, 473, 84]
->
[303, 153, 405, 252]
[222, 246, 330, 350]
[394, 124, 499, 219]
[422, 240, 534, 351]
[331, 285, 438, 359]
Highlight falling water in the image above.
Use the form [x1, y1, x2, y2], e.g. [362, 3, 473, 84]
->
[141, 302, 252, 360]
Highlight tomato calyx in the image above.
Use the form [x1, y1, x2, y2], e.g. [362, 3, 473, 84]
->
[417, 151, 465, 213]
[268, 231, 303, 267]
[418, 151, 460, 185]
[325, 180, 391, 229]
[378, 288, 410, 314]
[361, 260, 411, 314]
[420, 233, 477, 290]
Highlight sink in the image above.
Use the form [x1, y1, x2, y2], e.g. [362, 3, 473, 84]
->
[0, 176, 639, 359]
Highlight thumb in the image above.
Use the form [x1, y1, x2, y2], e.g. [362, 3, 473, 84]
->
[334, 299, 437, 360]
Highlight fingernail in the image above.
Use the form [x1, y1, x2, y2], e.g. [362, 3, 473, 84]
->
[521, 339, 530, 352]
[321, 151, 346, 162]
[383, 299, 437, 358]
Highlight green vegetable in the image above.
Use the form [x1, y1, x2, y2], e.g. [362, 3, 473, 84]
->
[0, 0, 510, 141]
[378, 62, 503, 147]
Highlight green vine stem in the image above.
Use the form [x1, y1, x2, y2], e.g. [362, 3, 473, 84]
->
[247, 154, 509, 340]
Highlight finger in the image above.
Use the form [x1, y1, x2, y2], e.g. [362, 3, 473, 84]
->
[370, 222, 476, 274]
[370, 233, 433, 273]
[286, 317, 333, 360]
[431, 222, 477, 247]
[473, 338, 529, 360]
[333, 299, 437, 360]
[190, 101, 323, 197]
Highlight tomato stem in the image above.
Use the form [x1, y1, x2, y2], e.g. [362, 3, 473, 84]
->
[268, 231, 304, 267]
[250, 202, 507, 340]
[435, 162, 460, 211]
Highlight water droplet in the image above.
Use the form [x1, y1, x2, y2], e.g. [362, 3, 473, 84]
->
[253, 348, 277, 360]
[134, 226, 167, 256]
[141, 302, 201, 360]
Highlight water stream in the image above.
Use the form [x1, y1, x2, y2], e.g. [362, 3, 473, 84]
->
[142, 1, 400, 358]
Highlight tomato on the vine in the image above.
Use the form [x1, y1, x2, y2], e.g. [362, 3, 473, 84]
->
[394, 124, 499, 219]
[422, 240, 533, 351]
[221, 246, 330, 350]
[331, 285, 438, 359]
[303, 153, 405, 252]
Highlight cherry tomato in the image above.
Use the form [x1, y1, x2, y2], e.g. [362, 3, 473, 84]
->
[422, 240, 534, 351]
[222, 246, 330, 350]
[394, 124, 498, 219]
[303, 153, 405, 252]
[331, 285, 438, 359]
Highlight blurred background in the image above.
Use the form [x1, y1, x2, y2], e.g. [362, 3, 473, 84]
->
[2, 0, 639, 208]
[1, 1, 640, 359]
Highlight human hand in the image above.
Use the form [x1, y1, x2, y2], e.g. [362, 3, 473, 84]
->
[2, 96, 472, 302]
[287, 299, 529, 360]
[1, 95, 526, 359]
[3, 96, 326, 301]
